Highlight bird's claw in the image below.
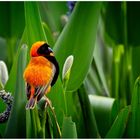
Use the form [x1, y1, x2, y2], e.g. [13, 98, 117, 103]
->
[44, 96, 52, 109]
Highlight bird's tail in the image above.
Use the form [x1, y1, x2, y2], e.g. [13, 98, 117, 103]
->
[26, 97, 37, 109]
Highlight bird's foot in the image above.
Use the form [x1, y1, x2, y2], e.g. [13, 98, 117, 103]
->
[43, 96, 54, 110]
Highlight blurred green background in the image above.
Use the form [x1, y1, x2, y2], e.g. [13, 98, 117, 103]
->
[0, 1, 140, 138]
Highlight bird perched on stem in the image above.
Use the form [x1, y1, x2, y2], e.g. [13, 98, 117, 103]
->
[23, 41, 59, 109]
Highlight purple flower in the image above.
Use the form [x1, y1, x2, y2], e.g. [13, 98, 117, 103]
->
[67, 1, 76, 16]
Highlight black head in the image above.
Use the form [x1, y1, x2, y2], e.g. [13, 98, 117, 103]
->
[37, 43, 53, 56]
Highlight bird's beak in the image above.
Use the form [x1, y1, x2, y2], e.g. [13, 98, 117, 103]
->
[48, 47, 54, 56]
[48, 47, 53, 52]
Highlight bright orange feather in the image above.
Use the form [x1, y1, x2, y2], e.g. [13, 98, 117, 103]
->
[30, 41, 45, 57]
[23, 56, 53, 86]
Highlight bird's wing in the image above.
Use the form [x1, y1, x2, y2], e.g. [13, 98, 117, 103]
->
[33, 64, 56, 101]
[26, 83, 31, 100]
[25, 64, 56, 109]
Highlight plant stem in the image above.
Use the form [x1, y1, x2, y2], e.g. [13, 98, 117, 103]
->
[0, 79, 4, 90]
[112, 47, 120, 99]
[30, 110, 37, 138]
[123, 1, 132, 105]
[31, 107, 42, 138]
[49, 105, 62, 138]
[63, 87, 68, 116]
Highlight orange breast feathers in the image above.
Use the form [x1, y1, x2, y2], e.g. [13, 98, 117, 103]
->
[23, 56, 53, 86]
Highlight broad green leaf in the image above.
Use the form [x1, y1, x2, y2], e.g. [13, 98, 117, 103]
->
[78, 85, 100, 138]
[93, 40, 109, 96]
[0, 27, 27, 138]
[42, 22, 55, 46]
[89, 95, 119, 137]
[54, 2, 101, 91]
[47, 78, 65, 133]
[4, 50, 18, 93]
[5, 28, 27, 93]
[0, 2, 25, 38]
[106, 106, 129, 138]
[4, 44, 28, 138]
[24, 1, 47, 47]
[62, 116, 77, 138]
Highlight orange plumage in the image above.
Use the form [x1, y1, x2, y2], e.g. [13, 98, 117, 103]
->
[24, 56, 53, 86]
[23, 41, 59, 109]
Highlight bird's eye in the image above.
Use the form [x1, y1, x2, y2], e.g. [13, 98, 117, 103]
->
[37, 43, 50, 55]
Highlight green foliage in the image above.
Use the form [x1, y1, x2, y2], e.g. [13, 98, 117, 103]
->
[0, 1, 140, 139]
[54, 2, 101, 92]
[62, 116, 77, 138]
[89, 95, 119, 137]
[124, 77, 140, 138]
[5, 44, 28, 138]
[24, 2, 47, 47]
[106, 106, 130, 138]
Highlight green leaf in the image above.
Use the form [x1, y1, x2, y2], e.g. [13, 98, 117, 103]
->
[105, 106, 130, 138]
[102, 2, 140, 47]
[0, 2, 25, 38]
[26, 107, 42, 138]
[84, 62, 102, 96]
[65, 91, 86, 138]
[0, 38, 7, 62]
[125, 77, 140, 138]
[78, 85, 100, 138]
[24, 1, 47, 47]
[39, 2, 68, 33]
[93, 40, 109, 96]
[0, 28, 27, 138]
[42, 22, 55, 46]
[62, 116, 77, 138]
[132, 46, 140, 85]
[4, 44, 28, 138]
[89, 95, 119, 137]
[127, 2, 140, 47]
[0, 2, 25, 69]
[47, 78, 66, 132]
[5, 28, 27, 93]
[54, 2, 101, 91]
[102, 2, 124, 46]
